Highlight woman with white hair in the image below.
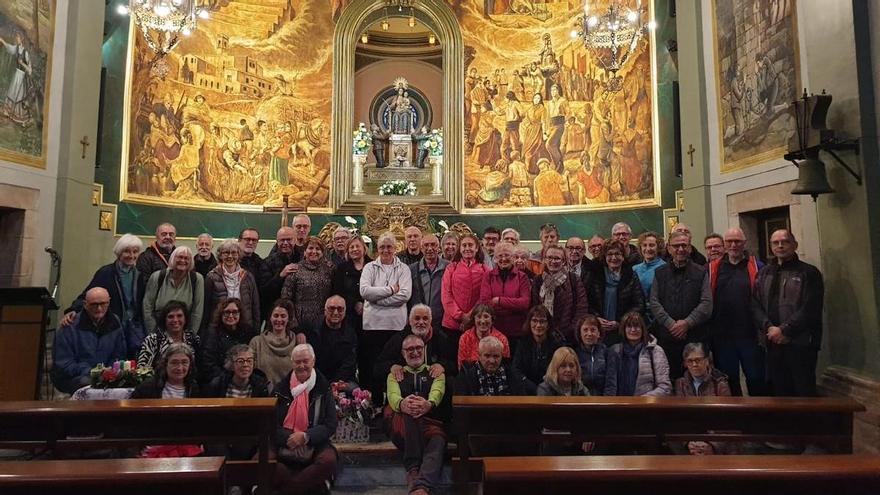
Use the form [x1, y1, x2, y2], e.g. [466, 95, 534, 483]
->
[359, 232, 412, 398]
[143, 245, 205, 334]
[205, 239, 260, 331]
[61, 233, 147, 356]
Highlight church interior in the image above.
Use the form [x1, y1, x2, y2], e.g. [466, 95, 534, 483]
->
[1, 0, 880, 493]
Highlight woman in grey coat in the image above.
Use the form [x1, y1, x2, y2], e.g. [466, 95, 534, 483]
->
[604, 311, 671, 396]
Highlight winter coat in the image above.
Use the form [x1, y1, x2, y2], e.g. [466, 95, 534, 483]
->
[604, 338, 671, 396]
[409, 258, 449, 332]
[274, 369, 337, 455]
[136, 242, 173, 281]
[512, 334, 563, 394]
[458, 327, 510, 370]
[359, 257, 412, 331]
[200, 369, 271, 398]
[332, 257, 370, 324]
[259, 247, 303, 320]
[585, 263, 645, 322]
[142, 269, 205, 335]
[478, 268, 532, 339]
[440, 260, 488, 330]
[198, 323, 258, 385]
[454, 362, 526, 396]
[205, 265, 261, 332]
[239, 252, 265, 284]
[751, 255, 824, 348]
[307, 319, 359, 384]
[530, 272, 590, 344]
[537, 379, 590, 396]
[281, 259, 334, 333]
[131, 377, 199, 398]
[52, 313, 127, 387]
[649, 260, 712, 342]
[65, 261, 145, 333]
[674, 368, 732, 397]
[633, 258, 667, 299]
[575, 342, 607, 396]
[194, 254, 218, 278]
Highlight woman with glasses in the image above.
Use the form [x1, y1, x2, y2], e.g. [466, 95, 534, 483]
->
[132, 342, 199, 398]
[585, 239, 645, 346]
[512, 305, 563, 394]
[205, 239, 260, 332]
[479, 241, 532, 350]
[137, 300, 201, 370]
[673, 342, 731, 456]
[531, 245, 588, 344]
[604, 311, 671, 397]
[281, 236, 334, 334]
[199, 297, 258, 385]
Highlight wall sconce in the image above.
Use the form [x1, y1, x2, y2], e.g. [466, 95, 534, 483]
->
[381, 19, 389, 30]
[785, 89, 861, 201]
[428, 33, 436, 44]
[361, 32, 368, 43]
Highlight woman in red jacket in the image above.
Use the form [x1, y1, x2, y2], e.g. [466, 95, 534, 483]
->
[479, 241, 532, 354]
[441, 232, 488, 354]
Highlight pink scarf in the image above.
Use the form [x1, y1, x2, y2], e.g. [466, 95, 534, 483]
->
[282, 369, 315, 432]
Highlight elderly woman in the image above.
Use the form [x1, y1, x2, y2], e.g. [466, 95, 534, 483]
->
[138, 300, 201, 370]
[441, 232, 488, 347]
[273, 344, 338, 495]
[440, 231, 459, 262]
[585, 239, 645, 345]
[538, 347, 589, 396]
[282, 236, 334, 334]
[62, 233, 146, 356]
[250, 299, 304, 386]
[143, 246, 205, 335]
[205, 239, 260, 332]
[575, 315, 607, 395]
[604, 311, 671, 396]
[199, 297, 259, 385]
[360, 232, 412, 397]
[674, 342, 732, 456]
[454, 336, 525, 396]
[512, 305, 562, 394]
[479, 241, 532, 347]
[457, 304, 510, 371]
[132, 342, 199, 398]
[632, 231, 667, 299]
[511, 244, 535, 280]
[531, 245, 589, 344]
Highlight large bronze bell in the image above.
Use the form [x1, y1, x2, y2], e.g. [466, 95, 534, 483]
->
[791, 153, 834, 201]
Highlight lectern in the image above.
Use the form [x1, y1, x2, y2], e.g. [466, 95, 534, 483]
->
[0, 288, 57, 400]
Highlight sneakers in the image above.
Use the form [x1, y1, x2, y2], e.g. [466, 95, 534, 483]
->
[405, 468, 420, 490]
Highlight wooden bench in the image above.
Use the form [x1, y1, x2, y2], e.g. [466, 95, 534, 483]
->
[0, 456, 226, 495]
[481, 455, 880, 495]
[453, 396, 865, 480]
[0, 398, 275, 494]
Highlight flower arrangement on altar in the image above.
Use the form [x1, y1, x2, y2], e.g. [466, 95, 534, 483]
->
[90, 360, 153, 389]
[427, 128, 443, 157]
[378, 179, 417, 196]
[352, 122, 372, 155]
[330, 382, 373, 443]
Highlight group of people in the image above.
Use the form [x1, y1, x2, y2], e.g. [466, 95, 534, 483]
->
[52, 214, 824, 494]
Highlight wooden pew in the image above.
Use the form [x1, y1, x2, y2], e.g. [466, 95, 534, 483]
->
[0, 398, 275, 495]
[453, 396, 865, 480]
[0, 456, 226, 495]
[482, 455, 880, 495]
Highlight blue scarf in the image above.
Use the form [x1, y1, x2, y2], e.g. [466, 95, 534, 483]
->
[618, 342, 644, 396]
[603, 267, 621, 320]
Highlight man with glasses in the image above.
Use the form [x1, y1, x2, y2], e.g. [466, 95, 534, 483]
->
[237, 227, 264, 280]
[481, 227, 501, 270]
[259, 226, 303, 321]
[662, 223, 708, 265]
[52, 287, 127, 393]
[565, 236, 590, 280]
[704, 233, 725, 262]
[611, 222, 642, 265]
[292, 214, 312, 248]
[306, 295, 359, 392]
[409, 236, 449, 333]
[707, 227, 765, 396]
[376, 305, 454, 388]
[529, 223, 560, 275]
[649, 231, 713, 379]
[329, 227, 352, 267]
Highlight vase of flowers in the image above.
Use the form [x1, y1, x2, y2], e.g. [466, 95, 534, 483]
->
[352, 122, 372, 155]
[90, 360, 153, 389]
[427, 128, 443, 157]
[378, 179, 417, 196]
[330, 382, 373, 443]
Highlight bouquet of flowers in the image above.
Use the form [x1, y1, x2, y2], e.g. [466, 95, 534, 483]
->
[90, 360, 153, 389]
[352, 122, 372, 155]
[378, 179, 417, 196]
[427, 128, 443, 156]
[330, 382, 373, 443]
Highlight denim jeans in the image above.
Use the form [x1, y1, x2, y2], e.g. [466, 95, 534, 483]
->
[710, 337, 766, 396]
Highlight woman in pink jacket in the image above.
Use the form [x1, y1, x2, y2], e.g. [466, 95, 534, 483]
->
[479, 241, 532, 353]
[441, 232, 488, 354]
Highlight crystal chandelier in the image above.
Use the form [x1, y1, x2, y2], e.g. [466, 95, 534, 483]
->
[118, 0, 209, 62]
[574, 0, 654, 92]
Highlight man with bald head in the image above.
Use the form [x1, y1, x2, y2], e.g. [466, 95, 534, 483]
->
[306, 295, 359, 390]
[259, 226, 303, 320]
[398, 226, 424, 265]
[751, 229, 824, 397]
[52, 287, 127, 393]
[137, 222, 177, 280]
[409, 234, 448, 331]
[662, 223, 707, 265]
[707, 227, 765, 395]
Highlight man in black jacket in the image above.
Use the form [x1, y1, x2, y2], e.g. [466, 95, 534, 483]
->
[308, 296, 359, 390]
[259, 226, 303, 321]
[136, 222, 177, 280]
[751, 229, 824, 397]
[238, 227, 264, 280]
[375, 304, 455, 386]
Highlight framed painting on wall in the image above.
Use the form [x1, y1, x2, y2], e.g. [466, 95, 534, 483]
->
[712, 0, 800, 173]
[0, 0, 54, 169]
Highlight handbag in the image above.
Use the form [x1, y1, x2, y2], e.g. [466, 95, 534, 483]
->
[277, 444, 315, 464]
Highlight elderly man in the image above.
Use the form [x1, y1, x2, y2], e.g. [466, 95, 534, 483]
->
[409, 235, 448, 332]
[482, 227, 501, 270]
[375, 304, 454, 386]
[194, 233, 217, 277]
[52, 287, 127, 393]
[662, 223, 707, 265]
[329, 227, 351, 267]
[501, 228, 520, 244]
[751, 229, 824, 397]
[454, 336, 525, 396]
[259, 226, 302, 320]
[238, 227, 264, 280]
[528, 223, 560, 275]
[565, 236, 591, 283]
[649, 231, 713, 379]
[387, 334, 447, 495]
[292, 214, 312, 248]
[704, 233, 725, 262]
[137, 222, 177, 279]
[307, 295, 358, 390]
[611, 222, 642, 265]
[707, 227, 765, 396]
[398, 226, 424, 265]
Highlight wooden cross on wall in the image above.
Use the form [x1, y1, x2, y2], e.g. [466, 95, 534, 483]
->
[262, 194, 297, 228]
[687, 144, 696, 167]
[80, 136, 90, 159]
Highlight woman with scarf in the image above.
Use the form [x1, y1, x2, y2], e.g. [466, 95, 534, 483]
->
[604, 311, 671, 397]
[250, 299, 305, 386]
[205, 239, 260, 332]
[457, 304, 510, 371]
[512, 305, 563, 394]
[199, 297, 258, 385]
[282, 236, 334, 334]
[62, 234, 146, 357]
[585, 239, 645, 346]
[479, 241, 532, 352]
[530, 245, 589, 344]
[137, 300, 200, 370]
[273, 343, 337, 495]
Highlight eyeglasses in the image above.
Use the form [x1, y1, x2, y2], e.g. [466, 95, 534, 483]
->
[669, 243, 689, 250]
[606, 252, 623, 258]
[87, 301, 110, 307]
[241, 237, 259, 243]
[567, 246, 585, 251]
[685, 357, 706, 365]
[545, 255, 564, 261]
[278, 238, 295, 244]
[234, 358, 255, 366]
[223, 310, 240, 316]
[325, 306, 345, 313]
[403, 346, 425, 353]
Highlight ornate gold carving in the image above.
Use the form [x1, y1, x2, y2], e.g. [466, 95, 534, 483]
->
[363, 203, 430, 242]
[448, 222, 473, 236]
[316, 221, 342, 247]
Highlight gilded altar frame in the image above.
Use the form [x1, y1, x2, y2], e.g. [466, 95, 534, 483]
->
[331, 0, 464, 214]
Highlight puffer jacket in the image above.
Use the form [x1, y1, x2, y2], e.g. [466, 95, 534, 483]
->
[750, 255, 824, 348]
[604, 337, 671, 396]
[205, 265, 261, 331]
[441, 260, 488, 330]
[200, 369, 271, 398]
[575, 341, 607, 396]
[478, 268, 532, 339]
[359, 257, 412, 331]
[585, 263, 645, 322]
[674, 368, 731, 397]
